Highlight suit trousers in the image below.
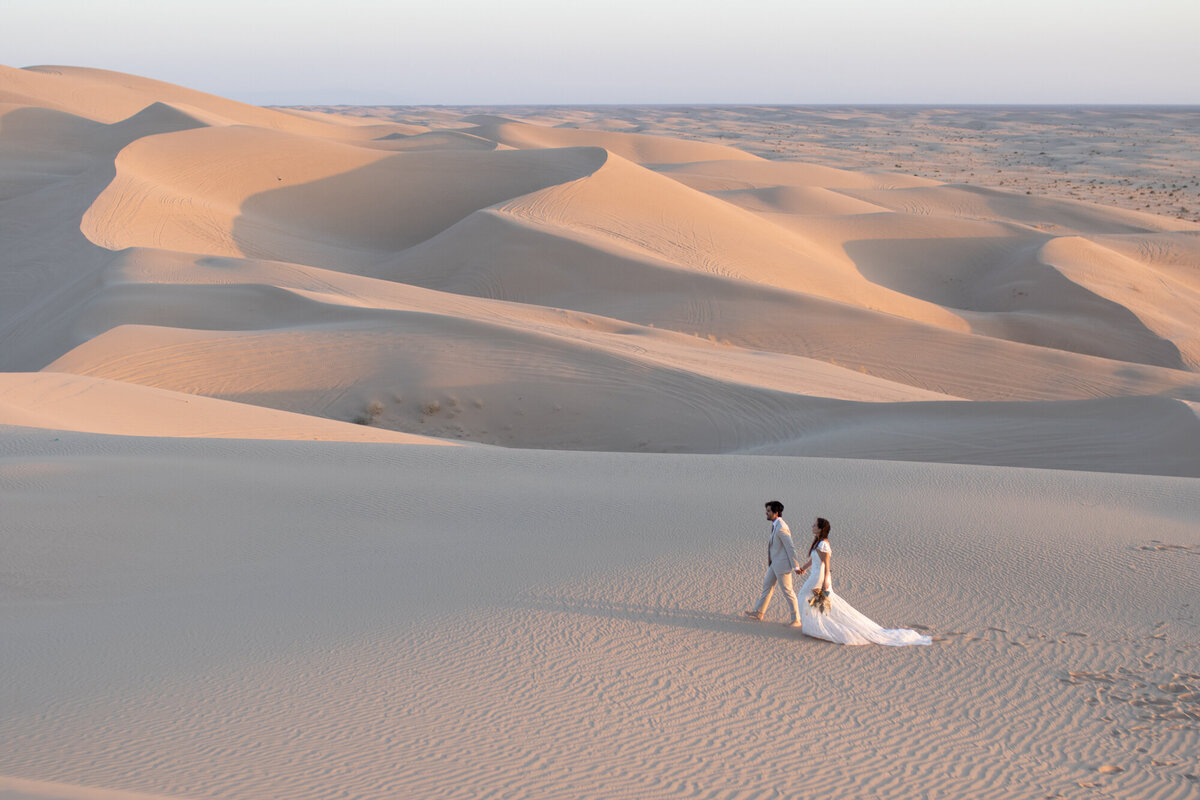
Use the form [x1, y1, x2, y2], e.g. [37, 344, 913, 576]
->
[754, 566, 799, 622]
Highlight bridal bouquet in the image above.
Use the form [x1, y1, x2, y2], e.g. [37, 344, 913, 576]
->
[808, 589, 831, 614]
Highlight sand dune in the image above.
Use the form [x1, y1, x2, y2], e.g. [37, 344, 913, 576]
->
[708, 183, 894, 217]
[82, 127, 609, 264]
[0, 372, 450, 443]
[491, 152, 957, 322]
[372, 129, 501, 152]
[45, 318, 958, 453]
[462, 115, 762, 165]
[653, 157, 941, 193]
[384, 211, 1200, 401]
[3, 61, 1195, 467]
[0, 64, 378, 137]
[835, 182, 1194, 235]
[3, 64, 1200, 800]
[1038, 234, 1200, 368]
[42, 320, 1200, 473]
[399, 104, 1200, 225]
[7, 65, 1196, 440]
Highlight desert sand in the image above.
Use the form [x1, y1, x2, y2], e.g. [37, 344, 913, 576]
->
[1, 65, 1198, 799]
[314, 104, 1200, 225]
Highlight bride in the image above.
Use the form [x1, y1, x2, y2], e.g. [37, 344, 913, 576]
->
[796, 517, 931, 646]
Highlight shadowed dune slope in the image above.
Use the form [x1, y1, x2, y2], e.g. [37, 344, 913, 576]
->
[1037, 234, 1200, 369]
[0, 97, 217, 372]
[708, 184, 894, 217]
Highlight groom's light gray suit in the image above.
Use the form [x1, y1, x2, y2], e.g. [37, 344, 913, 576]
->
[753, 517, 801, 622]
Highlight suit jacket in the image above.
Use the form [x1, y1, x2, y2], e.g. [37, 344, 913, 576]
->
[767, 518, 801, 576]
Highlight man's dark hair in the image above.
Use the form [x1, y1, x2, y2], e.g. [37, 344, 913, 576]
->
[765, 500, 784, 515]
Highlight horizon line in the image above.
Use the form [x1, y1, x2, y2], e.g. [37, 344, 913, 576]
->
[271, 101, 1200, 109]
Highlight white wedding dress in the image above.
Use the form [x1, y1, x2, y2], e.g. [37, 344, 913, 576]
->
[799, 540, 931, 646]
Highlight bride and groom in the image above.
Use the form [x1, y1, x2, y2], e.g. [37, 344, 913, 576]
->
[743, 500, 930, 646]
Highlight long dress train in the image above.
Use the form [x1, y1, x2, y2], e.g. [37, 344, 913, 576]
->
[799, 540, 930, 646]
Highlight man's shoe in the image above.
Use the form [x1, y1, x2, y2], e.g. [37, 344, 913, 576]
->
[743, 610, 764, 621]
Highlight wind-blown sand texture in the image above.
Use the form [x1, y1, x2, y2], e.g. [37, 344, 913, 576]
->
[2, 65, 1199, 799]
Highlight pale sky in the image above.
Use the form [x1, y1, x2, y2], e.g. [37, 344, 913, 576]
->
[4, 0, 1198, 105]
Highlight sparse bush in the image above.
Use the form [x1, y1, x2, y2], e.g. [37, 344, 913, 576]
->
[353, 399, 385, 425]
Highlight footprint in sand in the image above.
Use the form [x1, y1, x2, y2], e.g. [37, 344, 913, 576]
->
[1063, 668, 1200, 734]
[1136, 541, 1193, 552]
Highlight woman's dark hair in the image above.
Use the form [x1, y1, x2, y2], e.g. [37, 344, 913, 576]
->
[808, 517, 831, 554]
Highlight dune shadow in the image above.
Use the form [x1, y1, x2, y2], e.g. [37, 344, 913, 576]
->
[0, 103, 206, 372]
[230, 146, 607, 271]
[843, 235, 1187, 370]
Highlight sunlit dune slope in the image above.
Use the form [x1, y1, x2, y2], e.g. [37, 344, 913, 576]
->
[0, 372, 452, 443]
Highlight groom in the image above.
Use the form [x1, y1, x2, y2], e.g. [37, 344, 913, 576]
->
[744, 500, 802, 627]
